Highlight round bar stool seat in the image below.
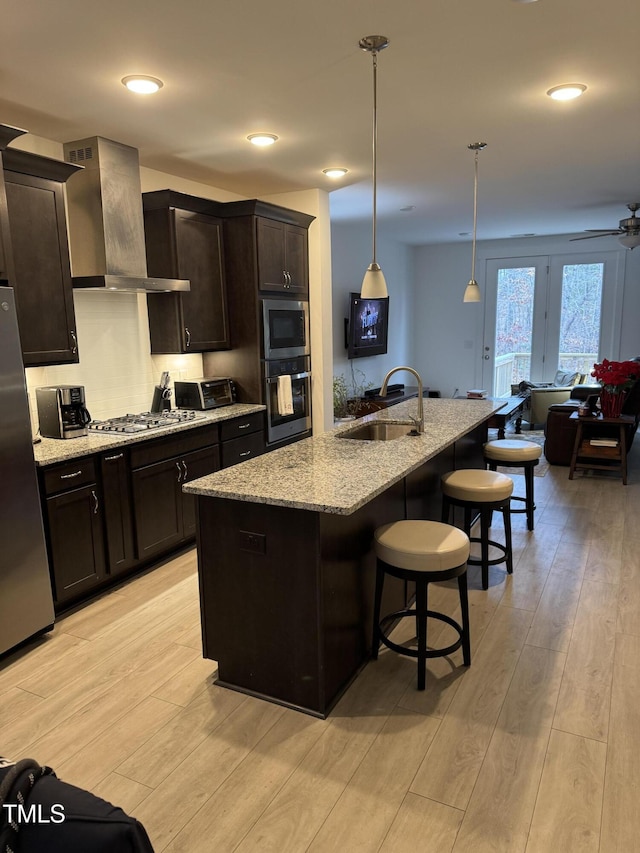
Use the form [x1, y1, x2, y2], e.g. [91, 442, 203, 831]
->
[372, 520, 471, 691]
[484, 439, 541, 531]
[441, 469, 514, 590]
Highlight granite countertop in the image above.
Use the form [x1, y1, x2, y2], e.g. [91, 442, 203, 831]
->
[33, 404, 265, 467]
[183, 398, 503, 515]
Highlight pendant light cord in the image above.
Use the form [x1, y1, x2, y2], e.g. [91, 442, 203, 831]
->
[371, 49, 379, 266]
[470, 147, 479, 281]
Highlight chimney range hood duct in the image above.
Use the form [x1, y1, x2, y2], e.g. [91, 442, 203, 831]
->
[62, 136, 189, 293]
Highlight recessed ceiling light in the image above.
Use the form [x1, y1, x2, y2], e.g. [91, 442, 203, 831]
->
[322, 168, 348, 178]
[121, 75, 163, 94]
[247, 133, 279, 147]
[546, 83, 587, 101]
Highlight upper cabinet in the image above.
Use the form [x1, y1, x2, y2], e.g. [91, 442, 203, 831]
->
[223, 200, 315, 297]
[143, 190, 230, 353]
[0, 125, 27, 283]
[256, 218, 309, 294]
[1, 146, 82, 366]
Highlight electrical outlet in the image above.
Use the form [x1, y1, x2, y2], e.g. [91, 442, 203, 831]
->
[239, 530, 266, 554]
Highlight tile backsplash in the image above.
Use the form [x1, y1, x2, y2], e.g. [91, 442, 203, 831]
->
[25, 291, 204, 431]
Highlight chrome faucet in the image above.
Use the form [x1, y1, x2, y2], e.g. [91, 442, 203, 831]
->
[380, 366, 424, 433]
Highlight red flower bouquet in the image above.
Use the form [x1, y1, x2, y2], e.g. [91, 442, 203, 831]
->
[591, 359, 640, 417]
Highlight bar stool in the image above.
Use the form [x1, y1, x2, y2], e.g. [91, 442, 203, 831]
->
[441, 469, 514, 591]
[483, 438, 541, 531]
[372, 520, 471, 691]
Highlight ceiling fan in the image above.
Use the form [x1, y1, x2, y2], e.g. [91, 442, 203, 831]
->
[570, 203, 640, 249]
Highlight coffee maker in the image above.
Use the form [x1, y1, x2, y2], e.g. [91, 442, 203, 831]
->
[36, 385, 91, 439]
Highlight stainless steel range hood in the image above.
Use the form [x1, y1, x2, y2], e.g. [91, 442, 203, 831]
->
[62, 136, 189, 293]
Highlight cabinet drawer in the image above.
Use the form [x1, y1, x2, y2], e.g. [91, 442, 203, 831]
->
[220, 412, 263, 442]
[130, 425, 219, 469]
[221, 431, 265, 468]
[42, 458, 96, 495]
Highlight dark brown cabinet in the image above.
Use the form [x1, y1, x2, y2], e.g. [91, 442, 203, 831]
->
[0, 125, 28, 282]
[129, 426, 221, 559]
[100, 449, 137, 575]
[220, 411, 265, 467]
[143, 191, 230, 353]
[2, 149, 81, 366]
[256, 218, 309, 294]
[38, 415, 261, 610]
[42, 459, 106, 606]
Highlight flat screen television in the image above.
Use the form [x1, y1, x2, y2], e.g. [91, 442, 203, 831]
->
[346, 292, 389, 359]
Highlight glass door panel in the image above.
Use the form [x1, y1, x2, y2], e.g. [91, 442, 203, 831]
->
[482, 257, 548, 395]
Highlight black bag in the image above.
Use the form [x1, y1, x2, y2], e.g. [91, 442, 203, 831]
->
[0, 757, 154, 853]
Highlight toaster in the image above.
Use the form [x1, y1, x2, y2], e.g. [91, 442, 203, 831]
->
[174, 378, 236, 410]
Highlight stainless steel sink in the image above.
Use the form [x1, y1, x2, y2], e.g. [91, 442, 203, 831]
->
[336, 421, 418, 441]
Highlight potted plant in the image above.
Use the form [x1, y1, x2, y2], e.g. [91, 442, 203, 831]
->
[591, 359, 640, 418]
[333, 369, 373, 422]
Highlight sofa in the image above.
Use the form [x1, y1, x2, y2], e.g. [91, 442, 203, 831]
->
[544, 357, 640, 465]
[512, 370, 584, 429]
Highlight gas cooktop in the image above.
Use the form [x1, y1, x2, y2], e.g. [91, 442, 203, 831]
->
[89, 410, 206, 434]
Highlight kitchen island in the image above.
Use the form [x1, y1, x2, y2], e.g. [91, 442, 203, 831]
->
[185, 397, 503, 717]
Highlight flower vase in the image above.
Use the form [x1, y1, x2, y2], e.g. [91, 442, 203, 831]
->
[599, 389, 626, 419]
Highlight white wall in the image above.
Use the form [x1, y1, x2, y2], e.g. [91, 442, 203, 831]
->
[330, 220, 413, 398]
[411, 234, 640, 397]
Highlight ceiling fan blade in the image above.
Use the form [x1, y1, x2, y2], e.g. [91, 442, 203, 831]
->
[570, 232, 620, 241]
[584, 228, 623, 233]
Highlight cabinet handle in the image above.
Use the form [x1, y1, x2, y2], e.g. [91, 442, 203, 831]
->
[70, 330, 78, 355]
[104, 453, 124, 462]
[60, 470, 82, 479]
[239, 450, 252, 457]
[176, 461, 183, 482]
[237, 423, 252, 430]
[91, 490, 99, 515]
[282, 271, 290, 288]
[287, 271, 292, 287]
[185, 327, 191, 348]
[182, 460, 188, 480]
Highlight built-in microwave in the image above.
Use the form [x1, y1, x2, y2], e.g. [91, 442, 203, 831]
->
[262, 298, 310, 360]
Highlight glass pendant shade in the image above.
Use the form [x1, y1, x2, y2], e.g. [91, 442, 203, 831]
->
[463, 279, 481, 302]
[362, 263, 388, 298]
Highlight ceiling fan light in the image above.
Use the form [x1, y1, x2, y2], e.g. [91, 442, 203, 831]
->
[546, 83, 587, 101]
[619, 232, 640, 249]
[463, 279, 481, 303]
[361, 264, 388, 298]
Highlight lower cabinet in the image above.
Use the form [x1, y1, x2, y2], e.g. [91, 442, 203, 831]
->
[42, 459, 106, 606]
[100, 449, 137, 575]
[39, 413, 263, 610]
[131, 445, 220, 559]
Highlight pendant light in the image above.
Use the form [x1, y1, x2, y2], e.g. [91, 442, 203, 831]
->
[360, 35, 389, 299]
[463, 142, 487, 303]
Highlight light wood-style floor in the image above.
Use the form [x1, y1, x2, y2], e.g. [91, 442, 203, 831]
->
[2, 449, 639, 852]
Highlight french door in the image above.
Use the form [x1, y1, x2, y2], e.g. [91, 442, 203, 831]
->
[481, 251, 623, 396]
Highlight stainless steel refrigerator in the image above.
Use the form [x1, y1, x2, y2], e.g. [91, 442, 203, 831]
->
[0, 286, 55, 655]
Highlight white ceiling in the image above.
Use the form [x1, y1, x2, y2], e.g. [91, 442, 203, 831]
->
[2, 0, 638, 246]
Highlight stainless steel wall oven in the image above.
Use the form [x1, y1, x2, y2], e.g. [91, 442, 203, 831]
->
[264, 355, 311, 445]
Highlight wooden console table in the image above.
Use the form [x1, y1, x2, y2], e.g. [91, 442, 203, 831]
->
[568, 412, 634, 484]
[456, 396, 526, 439]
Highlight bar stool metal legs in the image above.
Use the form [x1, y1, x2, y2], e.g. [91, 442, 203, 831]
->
[484, 439, 542, 531]
[441, 469, 514, 591]
[372, 520, 471, 691]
